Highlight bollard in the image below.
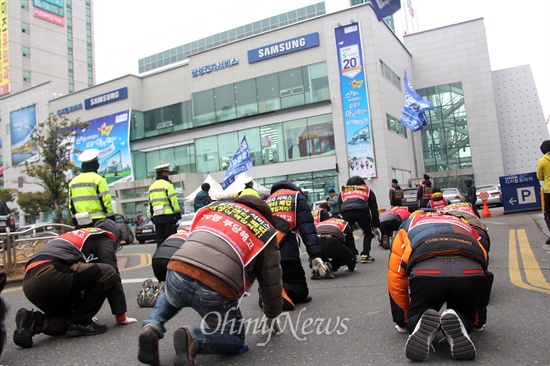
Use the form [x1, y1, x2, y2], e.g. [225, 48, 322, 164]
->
[481, 198, 491, 218]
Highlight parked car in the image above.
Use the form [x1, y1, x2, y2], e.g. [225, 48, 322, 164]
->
[135, 219, 156, 244]
[178, 213, 195, 232]
[476, 184, 502, 207]
[16, 223, 59, 239]
[114, 213, 135, 245]
[0, 200, 16, 233]
[402, 188, 420, 212]
[441, 188, 465, 205]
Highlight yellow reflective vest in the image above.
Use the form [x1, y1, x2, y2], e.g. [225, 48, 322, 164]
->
[148, 178, 180, 217]
[68, 172, 114, 220]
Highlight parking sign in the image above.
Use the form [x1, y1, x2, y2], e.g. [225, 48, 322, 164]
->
[499, 172, 541, 213]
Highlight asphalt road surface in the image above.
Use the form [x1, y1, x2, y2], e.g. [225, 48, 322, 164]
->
[1, 207, 549, 365]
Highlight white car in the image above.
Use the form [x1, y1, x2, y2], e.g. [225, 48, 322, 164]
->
[441, 188, 465, 204]
[475, 184, 502, 207]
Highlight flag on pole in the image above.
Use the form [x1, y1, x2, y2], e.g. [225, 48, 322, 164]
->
[371, 0, 402, 21]
[400, 72, 434, 132]
[221, 136, 253, 189]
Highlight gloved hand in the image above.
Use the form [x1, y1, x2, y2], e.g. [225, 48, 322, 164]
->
[373, 227, 381, 241]
[257, 315, 283, 334]
[311, 257, 328, 277]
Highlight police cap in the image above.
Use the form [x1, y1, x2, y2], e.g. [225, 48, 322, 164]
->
[77, 148, 100, 163]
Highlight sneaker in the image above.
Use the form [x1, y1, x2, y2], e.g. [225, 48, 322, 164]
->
[138, 326, 160, 366]
[440, 309, 476, 360]
[323, 262, 335, 279]
[382, 235, 390, 249]
[173, 326, 198, 366]
[156, 281, 165, 294]
[405, 309, 441, 361]
[13, 308, 36, 348]
[346, 257, 357, 272]
[142, 279, 155, 297]
[310, 269, 321, 280]
[473, 324, 485, 332]
[281, 288, 296, 311]
[361, 255, 375, 263]
[66, 320, 107, 337]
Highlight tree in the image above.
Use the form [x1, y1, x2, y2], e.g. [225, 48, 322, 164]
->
[0, 188, 18, 203]
[23, 114, 89, 223]
[17, 191, 51, 222]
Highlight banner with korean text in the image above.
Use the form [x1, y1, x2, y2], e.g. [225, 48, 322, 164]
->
[335, 23, 376, 178]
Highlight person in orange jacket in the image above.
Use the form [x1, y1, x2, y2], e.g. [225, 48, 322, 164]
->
[387, 210, 492, 362]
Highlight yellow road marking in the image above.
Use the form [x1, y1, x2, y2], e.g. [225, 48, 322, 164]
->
[509, 229, 550, 294]
[119, 253, 152, 272]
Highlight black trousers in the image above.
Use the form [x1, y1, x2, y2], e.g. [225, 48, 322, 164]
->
[152, 258, 169, 282]
[281, 261, 309, 303]
[379, 217, 402, 241]
[340, 209, 373, 256]
[155, 222, 177, 247]
[544, 193, 550, 233]
[406, 257, 487, 334]
[23, 261, 115, 327]
[319, 236, 355, 270]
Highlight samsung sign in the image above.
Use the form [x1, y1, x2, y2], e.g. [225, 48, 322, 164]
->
[247, 33, 320, 64]
[192, 58, 239, 77]
[85, 87, 128, 109]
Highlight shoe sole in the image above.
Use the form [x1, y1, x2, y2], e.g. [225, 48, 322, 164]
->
[441, 312, 476, 360]
[66, 326, 107, 337]
[138, 330, 160, 366]
[173, 328, 191, 366]
[13, 309, 33, 348]
[405, 309, 440, 361]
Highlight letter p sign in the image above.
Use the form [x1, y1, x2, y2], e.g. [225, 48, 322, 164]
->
[516, 187, 536, 204]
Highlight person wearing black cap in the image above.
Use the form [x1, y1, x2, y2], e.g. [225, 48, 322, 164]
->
[537, 140, 550, 244]
[148, 164, 182, 247]
[194, 183, 213, 211]
[464, 178, 480, 217]
[416, 174, 434, 208]
[389, 179, 404, 207]
[68, 148, 115, 228]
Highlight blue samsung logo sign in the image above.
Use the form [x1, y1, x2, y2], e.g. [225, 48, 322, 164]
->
[85, 87, 128, 109]
[248, 33, 320, 64]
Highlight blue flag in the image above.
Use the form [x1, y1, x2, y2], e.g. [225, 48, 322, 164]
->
[221, 136, 253, 189]
[371, 0, 401, 21]
[400, 72, 434, 132]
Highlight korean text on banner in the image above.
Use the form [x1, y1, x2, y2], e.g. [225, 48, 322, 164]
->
[222, 136, 253, 189]
[400, 72, 434, 132]
[371, 0, 402, 21]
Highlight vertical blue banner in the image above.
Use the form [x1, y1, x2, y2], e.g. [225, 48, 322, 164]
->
[221, 136, 253, 189]
[11, 105, 37, 165]
[335, 23, 376, 178]
[72, 110, 134, 185]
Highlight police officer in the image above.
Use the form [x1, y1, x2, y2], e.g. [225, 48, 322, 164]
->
[68, 148, 115, 228]
[148, 164, 182, 247]
[239, 177, 260, 197]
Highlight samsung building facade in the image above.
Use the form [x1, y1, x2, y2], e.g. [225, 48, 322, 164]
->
[2, 2, 547, 223]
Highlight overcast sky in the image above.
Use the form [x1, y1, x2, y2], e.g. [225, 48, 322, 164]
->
[93, 0, 550, 122]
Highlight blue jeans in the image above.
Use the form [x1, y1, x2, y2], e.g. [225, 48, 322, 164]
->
[142, 270, 245, 355]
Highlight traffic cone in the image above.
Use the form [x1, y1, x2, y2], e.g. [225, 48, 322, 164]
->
[481, 199, 491, 218]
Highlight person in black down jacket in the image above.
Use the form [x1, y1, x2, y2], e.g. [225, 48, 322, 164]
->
[265, 180, 328, 310]
[339, 176, 380, 263]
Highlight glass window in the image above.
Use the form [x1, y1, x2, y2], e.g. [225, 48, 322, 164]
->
[386, 114, 406, 137]
[130, 110, 145, 140]
[235, 79, 258, 118]
[306, 62, 329, 102]
[192, 89, 215, 126]
[18, 177, 23, 188]
[217, 132, 239, 170]
[23, 70, 31, 82]
[305, 114, 335, 156]
[133, 151, 147, 180]
[283, 118, 308, 160]
[144, 108, 161, 137]
[279, 67, 305, 108]
[174, 144, 196, 173]
[21, 0, 29, 9]
[239, 128, 262, 166]
[22, 22, 30, 34]
[260, 124, 284, 165]
[195, 136, 220, 173]
[214, 84, 236, 122]
[257, 73, 280, 113]
[22, 46, 30, 57]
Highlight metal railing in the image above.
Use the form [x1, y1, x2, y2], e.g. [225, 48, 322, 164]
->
[0, 223, 75, 271]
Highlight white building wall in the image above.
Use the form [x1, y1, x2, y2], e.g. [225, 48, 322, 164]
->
[403, 19, 505, 186]
[492, 65, 548, 176]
